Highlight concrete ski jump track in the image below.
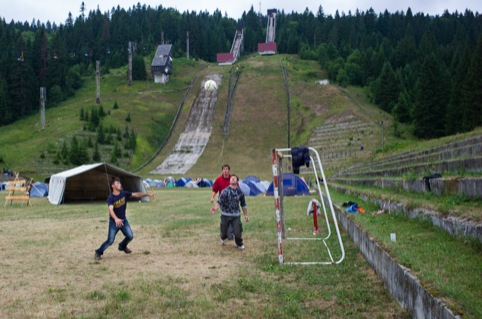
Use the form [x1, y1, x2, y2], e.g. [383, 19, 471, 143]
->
[149, 74, 222, 175]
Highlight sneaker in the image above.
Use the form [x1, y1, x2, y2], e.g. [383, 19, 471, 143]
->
[236, 245, 245, 250]
[119, 246, 132, 254]
[94, 252, 102, 260]
[220, 238, 225, 245]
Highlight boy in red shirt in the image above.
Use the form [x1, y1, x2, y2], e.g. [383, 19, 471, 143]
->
[210, 164, 234, 240]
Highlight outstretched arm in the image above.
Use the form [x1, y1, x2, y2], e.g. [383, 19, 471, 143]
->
[131, 192, 155, 199]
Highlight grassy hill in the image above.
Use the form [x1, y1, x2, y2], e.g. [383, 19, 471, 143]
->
[0, 58, 205, 180]
[0, 52, 471, 183]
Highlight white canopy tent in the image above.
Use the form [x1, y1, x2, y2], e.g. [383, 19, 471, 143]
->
[48, 163, 148, 205]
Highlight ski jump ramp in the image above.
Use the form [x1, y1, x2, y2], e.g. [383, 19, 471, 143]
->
[150, 74, 222, 175]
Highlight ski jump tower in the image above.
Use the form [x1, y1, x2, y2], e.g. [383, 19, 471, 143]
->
[217, 22, 244, 65]
[258, 9, 277, 55]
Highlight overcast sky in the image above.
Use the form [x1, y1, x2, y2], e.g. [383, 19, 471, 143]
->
[2, 1, 481, 25]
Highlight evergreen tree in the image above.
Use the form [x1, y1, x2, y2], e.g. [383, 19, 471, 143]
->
[413, 54, 449, 138]
[132, 55, 147, 80]
[373, 62, 400, 113]
[446, 45, 471, 134]
[105, 130, 112, 144]
[77, 139, 90, 164]
[79, 107, 85, 121]
[68, 136, 80, 165]
[0, 76, 12, 125]
[110, 141, 122, 164]
[7, 52, 38, 120]
[129, 128, 137, 150]
[54, 151, 61, 165]
[459, 35, 482, 131]
[393, 27, 418, 68]
[48, 85, 64, 106]
[392, 90, 412, 123]
[98, 105, 106, 117]
[61, 140, 69, 161]
[345, 49, 364, 85]
[90, 107, 100, 129]
[92, 141, 101, 162]
[116, 127, 122, 141]
[336, 68, 349, 87]
[97, 123, 105, 144]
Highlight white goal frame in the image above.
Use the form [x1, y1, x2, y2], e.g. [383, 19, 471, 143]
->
[271, 147, 345, 265]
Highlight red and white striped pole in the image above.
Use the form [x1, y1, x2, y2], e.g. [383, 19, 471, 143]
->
[272, 148, 283, 264]
[312, 200, 320, 233]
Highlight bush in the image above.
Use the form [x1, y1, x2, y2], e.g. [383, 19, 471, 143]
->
[48, 85, 64, 107]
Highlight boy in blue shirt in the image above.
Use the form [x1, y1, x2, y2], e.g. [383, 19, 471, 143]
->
[94, 177, 154, 260]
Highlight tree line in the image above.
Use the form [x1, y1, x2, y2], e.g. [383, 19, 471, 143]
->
[0, 4, 481, 138]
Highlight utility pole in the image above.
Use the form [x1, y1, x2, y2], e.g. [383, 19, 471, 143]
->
[40, 87, 46, 130]
[186, 31, 189, 60]
[128, 42, 133, 86]
[96, 60, 100, 104]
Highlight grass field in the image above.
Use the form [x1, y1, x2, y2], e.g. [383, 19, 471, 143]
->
[0, 189, 409, 319]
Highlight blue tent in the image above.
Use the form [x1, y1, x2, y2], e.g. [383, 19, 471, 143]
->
[265, 173, 310, 196]
[176, 177, 192, 187]
[244, 175, 260, 184]
[196, 178, 213, 188]
[30, 182, 49, 197]
[153, 180, 165, 188]
[238, 181, 251, 196]
[243, 180, 263, 196]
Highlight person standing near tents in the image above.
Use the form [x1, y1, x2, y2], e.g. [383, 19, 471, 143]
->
[210, 164, 235, 240]
[94, 177, 154, 260]
[210, 174, 249, 249]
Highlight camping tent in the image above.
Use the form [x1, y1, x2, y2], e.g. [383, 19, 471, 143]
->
[153, 180, 165, 188]
[256, 181, 270, 193]
[238, 181, 251, 196]
[48, 163, 148, 205]
[176, 177, 192, 187]
[165, 176, 176, 187]
[196, 178, 213, 188]
[241, 180, 263, 196]
[185, 181, 199, 188]
[244, 175, 260, 184]
[30, 182, 48, 197]
[265, 173, 310, 196]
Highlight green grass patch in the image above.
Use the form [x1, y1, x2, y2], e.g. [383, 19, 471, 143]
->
[329, 189, 482, 318]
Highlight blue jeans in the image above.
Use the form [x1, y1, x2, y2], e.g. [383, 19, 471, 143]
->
[95, 218, 133, 255]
